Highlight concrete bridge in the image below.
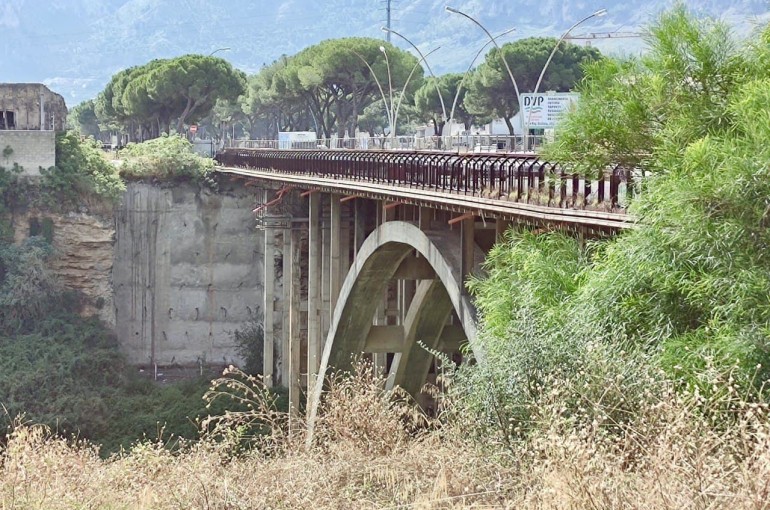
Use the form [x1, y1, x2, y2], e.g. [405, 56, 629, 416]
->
[215, 148, 632, 421]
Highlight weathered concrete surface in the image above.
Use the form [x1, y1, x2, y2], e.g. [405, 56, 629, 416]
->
[113, 182, 262, 366]
[307, 221, 485, 432]
[0, 130, 56, 175]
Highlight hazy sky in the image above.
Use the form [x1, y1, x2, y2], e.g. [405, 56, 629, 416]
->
[2, 0, 768, 105]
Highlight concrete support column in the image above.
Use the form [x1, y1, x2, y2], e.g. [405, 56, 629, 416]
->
[374, 199, 394, 375]
[418, 206, 432, 230]
[330, 194, 342, 325]
[461, 216, 476, 281]
[307, 193, 321, 393]
[281, 226, 291, 386]
[262, 225, 275, 387]
[495, 218, 511, 242]
[354, 199, 367, 256]
[320, 198, 331, 343]
[288, 225, 302, 426]
[340, 202, 351, 284]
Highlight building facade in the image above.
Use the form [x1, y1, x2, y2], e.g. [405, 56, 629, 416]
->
[0, 83, 67, 175]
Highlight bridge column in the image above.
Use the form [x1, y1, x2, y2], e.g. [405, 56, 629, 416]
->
[281, 226, 291, 386]
[330, 194, 342, 324]
[321, 197, 331, 349]
[307, 193, 321, 393]
[495, 218, 511, 241]
[262, 223, 275, 387]
[374, 200, 396, 375]
[461, 216, 476, 280]
[288, 223, 303, 425]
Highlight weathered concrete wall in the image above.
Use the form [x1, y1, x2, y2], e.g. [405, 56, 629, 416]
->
[0, 130, 55, 175]
[0, 83, 67, 131]
[113, 182, 262, 366]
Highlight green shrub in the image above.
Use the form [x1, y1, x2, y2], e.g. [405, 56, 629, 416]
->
[118, 134, 215, 184]
[232, 316, 264, 375]
[39, 132, 125, 209]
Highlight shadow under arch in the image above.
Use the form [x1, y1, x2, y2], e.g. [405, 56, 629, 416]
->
[307, 220, 484, 435]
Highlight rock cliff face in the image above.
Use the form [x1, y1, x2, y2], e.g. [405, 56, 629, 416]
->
[113, 182, 262, 366]
[14, 211, 115, 325]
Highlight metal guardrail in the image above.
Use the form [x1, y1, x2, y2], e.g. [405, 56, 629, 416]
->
[216, 148, 632, 213]
[231, 135, 549, 153]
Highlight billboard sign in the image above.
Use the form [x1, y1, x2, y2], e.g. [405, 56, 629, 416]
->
[278, 131, 317, 149]
[519, 92, 579, 129]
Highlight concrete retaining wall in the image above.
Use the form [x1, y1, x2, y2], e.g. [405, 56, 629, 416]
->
[113, 181, 263, 366]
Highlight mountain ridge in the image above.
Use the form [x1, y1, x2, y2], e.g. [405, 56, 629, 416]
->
[3, 0, 768, 105]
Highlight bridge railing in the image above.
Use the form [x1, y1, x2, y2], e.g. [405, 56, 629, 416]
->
[230, 135, 549, 153]
[217, 149, 633, 212]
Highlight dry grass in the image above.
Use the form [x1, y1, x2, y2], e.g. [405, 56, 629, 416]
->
[1, 363, 769, 509]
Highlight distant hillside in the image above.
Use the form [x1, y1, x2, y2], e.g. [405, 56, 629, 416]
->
[2, 0, 768, 105]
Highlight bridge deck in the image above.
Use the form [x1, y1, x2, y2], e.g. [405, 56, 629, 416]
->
[216, 149, 633, 230]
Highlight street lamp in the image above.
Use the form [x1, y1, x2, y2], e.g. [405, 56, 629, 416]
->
[381, 27, 447, 123]
[524, 9, 607, 148]
[449, 27, 516, 132]
[380, 46, 396, 147]
[208, 47, 231, 56]
[352, 46, 441, 149]
[352, 49, 394, 147]
[446, 5, 523, 148]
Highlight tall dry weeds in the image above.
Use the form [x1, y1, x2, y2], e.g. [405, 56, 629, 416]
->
[1, 362, 769, 509]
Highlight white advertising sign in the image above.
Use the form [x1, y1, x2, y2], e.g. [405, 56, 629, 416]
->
[519, 92, 579, 129]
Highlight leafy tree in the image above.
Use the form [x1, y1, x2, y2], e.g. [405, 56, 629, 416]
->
[458, 8, 770, 446]
[276, 38, 423, 139]
[413, 73, 473, 138]
[542, 10, 770, 379]
[357, 99, 388, 136]
[142, 55, 246, 134]
[465, 37, 601, 134]
[39, 132, 125, 209]
[69, 100, 101, 138]
[118, 134, 214, 183]
[94, 56, 246, 139]
[241, 61, 315, 138]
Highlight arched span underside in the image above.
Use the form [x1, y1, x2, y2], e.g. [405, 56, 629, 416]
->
[308, 221, 485, 429]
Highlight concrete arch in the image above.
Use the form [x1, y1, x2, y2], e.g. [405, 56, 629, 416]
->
[308, 221, 484, 427]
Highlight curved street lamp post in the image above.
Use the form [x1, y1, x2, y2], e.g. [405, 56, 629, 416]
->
[208, 47, 231, 56]
[523, 9, 607, 150]
[352, 46, 440, 149]
[382, 27, 448, 125]
[446, 5, 523, 149]
[448, 27, 516, 137]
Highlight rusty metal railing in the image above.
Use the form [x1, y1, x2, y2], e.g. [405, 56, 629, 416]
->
[216, 148, 633, 212]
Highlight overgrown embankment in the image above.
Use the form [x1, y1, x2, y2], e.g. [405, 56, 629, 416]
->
[0, 134, 252, 454]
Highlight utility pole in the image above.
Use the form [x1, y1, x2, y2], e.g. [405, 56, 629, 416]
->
[385, 0, 391, 42]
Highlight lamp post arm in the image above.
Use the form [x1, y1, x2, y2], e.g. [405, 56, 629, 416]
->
[445, 7, 521, 106]
[381, 49, 395, 139]
[449, 27, 515, 127]
[351, 50, 393, 137]
[382, 27, 448, 122]
[527, 10, 606, 132]
[393, 46, 441, 135]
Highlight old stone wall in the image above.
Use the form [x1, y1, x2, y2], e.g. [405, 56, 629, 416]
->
[113, 181, 262, 366]
[0, 130, 55, 175]
[0, 83, 67, 131]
